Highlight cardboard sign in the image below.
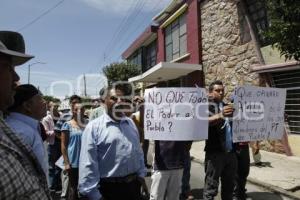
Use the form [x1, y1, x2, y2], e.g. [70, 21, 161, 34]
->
[232, 86, 287, 142]
[144, 87, 208, 141]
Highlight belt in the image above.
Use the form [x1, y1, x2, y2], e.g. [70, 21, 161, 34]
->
[100, 173, 138, 183]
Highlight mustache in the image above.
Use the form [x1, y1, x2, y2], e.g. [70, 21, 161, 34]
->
[113, 104, 125, 110]
[112, 103, 134, 113]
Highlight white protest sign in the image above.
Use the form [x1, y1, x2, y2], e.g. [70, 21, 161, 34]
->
[144, 87, 208, 141]
[232, 86, 287, 142]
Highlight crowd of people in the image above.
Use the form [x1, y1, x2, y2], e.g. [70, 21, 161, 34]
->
[0, 30, 293, 200]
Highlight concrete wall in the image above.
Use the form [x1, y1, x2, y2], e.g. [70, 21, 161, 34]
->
[289, 135, 300, 156]
[200, 0, 260, 95]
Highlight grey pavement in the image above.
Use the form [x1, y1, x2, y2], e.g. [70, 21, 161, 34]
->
[146, 143, 293, 200]
[190, 141, 300, 200]
[146, 157, 289, 200]
[186, 159, 292, 200]
[52, 141, 300, 200]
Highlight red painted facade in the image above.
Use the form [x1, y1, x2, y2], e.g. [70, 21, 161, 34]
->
[155, 0, 202, 65]
[156, 28, 165, 63]
[122, 0, 204, 86]
[122, 26, 158, 59]
[185, 0, 201, 64]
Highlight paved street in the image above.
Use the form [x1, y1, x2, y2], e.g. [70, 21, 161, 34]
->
[51, 148, 297, 200]
[186, 160, 293, 200]
[144, 159, 293, 200]
[144, 144, 295, 200]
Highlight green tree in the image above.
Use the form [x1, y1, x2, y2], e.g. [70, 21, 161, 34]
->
[43, 95, 60, 103]
[102, 62, 141, 85]
[263, 0, 300, 60]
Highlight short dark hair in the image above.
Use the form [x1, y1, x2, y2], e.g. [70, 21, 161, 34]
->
[101, 84, 129, 99]
[69, 95, 82, 104]
[8, 84, 41, 111]
[208, 80, 223, 92]
[99, 87, 105, 98]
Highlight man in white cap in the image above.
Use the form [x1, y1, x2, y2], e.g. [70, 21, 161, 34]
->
[0, 31, 51, 199]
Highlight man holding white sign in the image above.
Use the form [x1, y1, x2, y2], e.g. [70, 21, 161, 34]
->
[203, 81, 237, 200]
[144, 87, 208, 200]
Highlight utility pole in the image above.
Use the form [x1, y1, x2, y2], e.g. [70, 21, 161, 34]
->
[28, 64, 30, 84]
[83, 74, 87, 97]
[28, 61, 46, 84]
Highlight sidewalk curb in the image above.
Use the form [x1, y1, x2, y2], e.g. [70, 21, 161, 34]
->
[191, 158, 300, 200]
[247, 177, 300, 200]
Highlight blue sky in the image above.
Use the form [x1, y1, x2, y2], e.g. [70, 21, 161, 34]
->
[0, 0, 170, 99]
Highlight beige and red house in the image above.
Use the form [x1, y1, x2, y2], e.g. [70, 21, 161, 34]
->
[121, 0, 300, 156]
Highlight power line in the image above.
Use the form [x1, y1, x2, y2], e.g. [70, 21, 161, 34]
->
[102, 0, 147, 64]
[17, 0, 66, 32]
[103, 0, 142, 55]
[109, 0, 166, 62]
[88, 0, 142, 73]
[92, 0, 167, 72]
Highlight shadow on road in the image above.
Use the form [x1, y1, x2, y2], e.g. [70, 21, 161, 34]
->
[190, 188, 203, 199]
[247, 192, 284, 200]
[250, 161, 273, 168]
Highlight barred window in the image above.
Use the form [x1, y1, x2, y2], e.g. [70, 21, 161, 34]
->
[271, 69, 300, 134]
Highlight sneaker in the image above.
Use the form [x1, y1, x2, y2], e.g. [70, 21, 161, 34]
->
[186, 195, 194, 200]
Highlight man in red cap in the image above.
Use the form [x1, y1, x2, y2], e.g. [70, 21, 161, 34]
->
[0, 31, 51, 199]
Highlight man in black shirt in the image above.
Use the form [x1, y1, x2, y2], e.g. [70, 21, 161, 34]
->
[203, 80, 237, 200]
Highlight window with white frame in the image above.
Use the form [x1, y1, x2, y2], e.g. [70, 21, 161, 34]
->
[165, 12, 187, 62]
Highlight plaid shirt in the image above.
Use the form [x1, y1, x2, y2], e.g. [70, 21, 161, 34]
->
[0, 116, 51, 200]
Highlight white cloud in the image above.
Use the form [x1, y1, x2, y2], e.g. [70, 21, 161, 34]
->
[81, 0, 171, 15]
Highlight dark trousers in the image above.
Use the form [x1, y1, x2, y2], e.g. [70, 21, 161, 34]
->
[203, 152, 237, 200]
[234, 145, 250, 200]
[142, 139, 149, 165]
[99, 179, 141, 200]
[67, 168, 79, 200]
[48, 139, 62, 190]
[181, 150, 191, 198]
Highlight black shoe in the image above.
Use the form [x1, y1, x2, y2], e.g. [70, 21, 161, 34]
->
[145, 164, 152, 169]
[233, 193, 247, 200]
